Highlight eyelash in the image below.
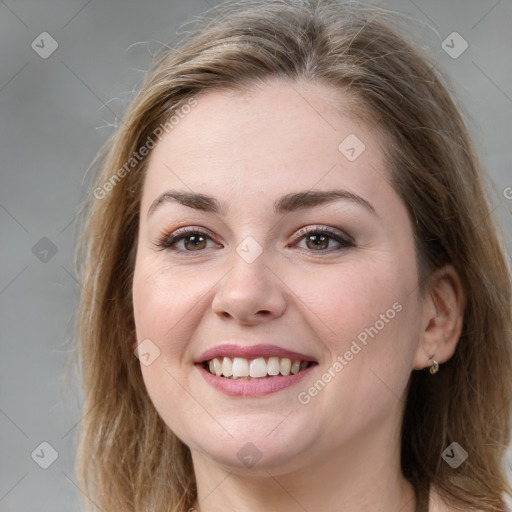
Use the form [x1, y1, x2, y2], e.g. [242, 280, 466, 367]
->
[153, 225, 354, 254]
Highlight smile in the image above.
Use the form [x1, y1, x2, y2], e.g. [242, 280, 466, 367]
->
[203, 356, 313, 379]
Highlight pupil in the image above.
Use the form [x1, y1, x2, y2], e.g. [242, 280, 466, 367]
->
[307, 234, 327, 250]
[186, 235, 206, 250]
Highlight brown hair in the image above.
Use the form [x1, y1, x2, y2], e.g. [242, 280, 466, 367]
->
[70, 1, 512, 511]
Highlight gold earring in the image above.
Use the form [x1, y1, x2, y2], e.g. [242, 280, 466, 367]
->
[429, 359, 439, 375]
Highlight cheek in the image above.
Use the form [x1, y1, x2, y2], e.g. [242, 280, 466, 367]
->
[291, 258, 413, 346]
[132, 259, 208, 439]
[132, 258, 203, 354]
[292, 258, 419, 407]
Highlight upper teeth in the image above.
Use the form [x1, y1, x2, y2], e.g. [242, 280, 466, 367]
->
[206, 357, 309, 379]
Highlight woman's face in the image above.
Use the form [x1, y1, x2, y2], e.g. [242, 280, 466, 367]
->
[132, 80, 425, 473]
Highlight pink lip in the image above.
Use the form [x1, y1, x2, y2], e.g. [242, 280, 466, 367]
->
[195, 343, 317, 363]
[196, 362, 317, 397]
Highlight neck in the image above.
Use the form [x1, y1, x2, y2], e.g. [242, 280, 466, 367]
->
[189, 411, 417, 512]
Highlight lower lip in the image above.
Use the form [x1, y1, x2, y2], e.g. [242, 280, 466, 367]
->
[196, 363, 317, 397]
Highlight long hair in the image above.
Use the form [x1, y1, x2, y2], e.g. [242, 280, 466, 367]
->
[70, 1, 512, 510]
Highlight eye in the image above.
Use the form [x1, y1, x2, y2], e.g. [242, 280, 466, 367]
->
[153, 225, 354, 254]
[291, 226, 354, 252]
[153, 227, 220, 252]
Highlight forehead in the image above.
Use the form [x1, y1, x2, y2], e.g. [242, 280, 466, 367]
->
[142, 80, 393, 215]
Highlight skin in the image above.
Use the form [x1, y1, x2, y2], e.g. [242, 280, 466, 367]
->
[132, 79, 466, 512]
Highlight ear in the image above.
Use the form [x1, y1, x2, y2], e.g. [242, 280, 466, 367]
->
[413, 264, 466, 370]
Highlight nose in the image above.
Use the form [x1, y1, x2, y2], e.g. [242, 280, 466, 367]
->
[211, 244, 287, 325]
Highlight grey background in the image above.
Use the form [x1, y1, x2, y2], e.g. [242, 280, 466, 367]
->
[1, 0, 511, 510]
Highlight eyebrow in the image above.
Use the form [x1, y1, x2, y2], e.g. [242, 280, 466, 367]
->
[147, 189, 377, 218]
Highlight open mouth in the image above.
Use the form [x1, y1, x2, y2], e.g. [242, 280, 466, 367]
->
[202, 356, 316, 379]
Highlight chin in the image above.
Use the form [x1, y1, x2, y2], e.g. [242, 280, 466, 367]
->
[185, 420, 317, 473]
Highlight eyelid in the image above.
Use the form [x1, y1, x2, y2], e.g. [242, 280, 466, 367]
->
[292, 225, 354, 244]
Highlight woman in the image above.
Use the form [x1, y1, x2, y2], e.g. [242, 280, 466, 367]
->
[72, 1, 512, 511]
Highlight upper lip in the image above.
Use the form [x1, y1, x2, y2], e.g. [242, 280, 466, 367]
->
[195, 343, 318, 364]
